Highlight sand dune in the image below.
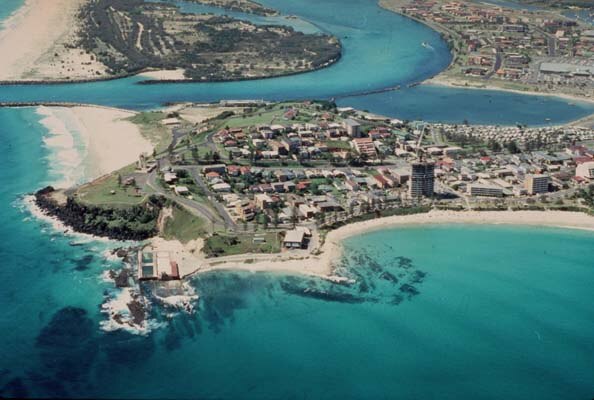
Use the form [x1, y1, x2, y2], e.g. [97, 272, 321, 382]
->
[0, 0, 106, 81]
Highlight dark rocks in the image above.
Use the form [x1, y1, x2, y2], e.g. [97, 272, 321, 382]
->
[34, 187, 164, 241]
[113, 269, 131, 288]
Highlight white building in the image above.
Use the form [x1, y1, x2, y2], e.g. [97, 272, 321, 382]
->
[576, 162, 594, 180]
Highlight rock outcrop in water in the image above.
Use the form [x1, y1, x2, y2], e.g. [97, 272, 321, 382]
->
[279, 246, 427, 305]
[34, 186, 165, 241]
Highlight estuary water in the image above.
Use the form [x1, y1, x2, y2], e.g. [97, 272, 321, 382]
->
[0, 0, 592, 124]
[0, 1, 594, 398]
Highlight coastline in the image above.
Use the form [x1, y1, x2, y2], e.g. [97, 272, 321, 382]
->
[0, 0, 108, 81]
[0, 0, 341, 85]
[182, 210, 594, 279]
[37, 105, 153, 185]
[425, 76, 594, 106]
[378, 0, 594, 116]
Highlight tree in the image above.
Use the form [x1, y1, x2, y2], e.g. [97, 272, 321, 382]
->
[290, 205, 298, 228]
[505, 140, 520, 154]
[488, 140, 502, 153]
[192, 147, 200, 163]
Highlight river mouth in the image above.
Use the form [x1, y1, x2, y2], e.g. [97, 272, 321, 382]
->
[0, 0, 592, 124]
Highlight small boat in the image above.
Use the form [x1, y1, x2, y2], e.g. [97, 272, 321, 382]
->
[421, 41, 429, 48]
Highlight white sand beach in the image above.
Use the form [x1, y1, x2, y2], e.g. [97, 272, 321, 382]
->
[138, 69, 188, 81]
[37, 106, 153, 185]
[320, 210, 594, 271]
[170, 210, 594, 279]
[0, 0, 107, 81]
[424, 76, 594, 106]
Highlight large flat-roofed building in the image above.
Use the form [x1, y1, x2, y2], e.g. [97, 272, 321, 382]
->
[576, 161, 594, 180]
[409, 162, 435, 198]
[525, 174, 549, 195]
[467, 183, 503, 198]
[343, 119, 362, 137]
[539, 62, 594, 76]
[283, 228, 311, 249]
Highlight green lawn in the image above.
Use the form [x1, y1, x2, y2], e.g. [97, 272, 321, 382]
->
[203, 232, 281, 257]
[76, 167, 146, 207]
[224, 110, 283, 128]
[325, 140, 351, 150]
[162, 205, 208, 243]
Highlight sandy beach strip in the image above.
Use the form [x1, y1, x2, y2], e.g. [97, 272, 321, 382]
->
[321, 210, 594, 268]
[424, 76, 594, 106]
[138, 69, 189, 81]
[178, 210, 594, 279]
[37, 105, 154, 184]
[0, 0, 86, 80]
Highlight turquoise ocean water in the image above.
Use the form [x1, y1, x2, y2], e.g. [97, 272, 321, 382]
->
[0, 1, 594, 398]
[0, 0, 23, 26]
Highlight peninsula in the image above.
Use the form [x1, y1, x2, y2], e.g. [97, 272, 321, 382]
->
[0, 0, 340, 82]
[33, 100, 594, 281]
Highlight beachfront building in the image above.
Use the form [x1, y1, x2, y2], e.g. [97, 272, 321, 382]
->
[576, 161, 594, 180]
[409, 162, 435, 198]
[283, 229, 306, 249]
[525, 174, 550, 195]
[467, 183, 504, 198]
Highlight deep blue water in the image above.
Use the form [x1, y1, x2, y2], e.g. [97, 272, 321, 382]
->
[0, 0, 591, 125]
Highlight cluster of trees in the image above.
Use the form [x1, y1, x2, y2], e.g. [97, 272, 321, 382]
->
[576, 184, 594, 210]
[184, 21, 340, 80]
[77, 0, 340, 80]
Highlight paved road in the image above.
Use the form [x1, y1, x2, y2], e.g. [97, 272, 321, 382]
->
[145, 170, 224, 231]
[186, 166, 237, 230]
[484, 48, 502, 79]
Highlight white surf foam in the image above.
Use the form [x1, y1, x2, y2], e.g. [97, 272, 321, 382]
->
[36, 106, 89, 189]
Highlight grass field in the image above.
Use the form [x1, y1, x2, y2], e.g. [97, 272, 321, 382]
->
[203, 232, 281, 257]
[162, 205, 208, 243]
[325, 140, 351, 150]
[224, 110, 283, 128]
[76, 165, 146, 207]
